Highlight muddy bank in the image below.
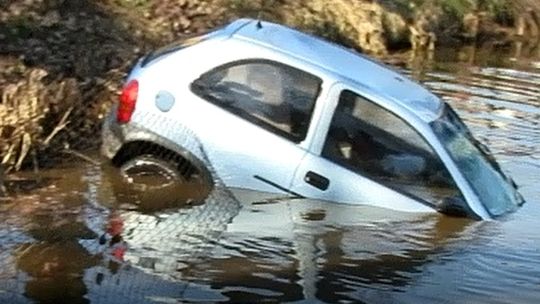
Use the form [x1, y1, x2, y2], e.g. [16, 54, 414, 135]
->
[1, 0, 539, 178]
[0, 0, 141, 175]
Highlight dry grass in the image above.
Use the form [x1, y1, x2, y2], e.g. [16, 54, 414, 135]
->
[0, 67, 81, 172]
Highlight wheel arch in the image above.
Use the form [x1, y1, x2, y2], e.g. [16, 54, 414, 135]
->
[112, 139, 214, 188]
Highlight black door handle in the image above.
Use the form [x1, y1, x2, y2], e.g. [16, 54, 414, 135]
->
[304, 171, 330, 191]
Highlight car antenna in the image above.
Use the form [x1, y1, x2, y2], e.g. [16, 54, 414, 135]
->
[256, 12, 263, 30]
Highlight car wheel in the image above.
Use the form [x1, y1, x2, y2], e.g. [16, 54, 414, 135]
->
[119, 155, 184, 191]
[112, 155, 209, 212]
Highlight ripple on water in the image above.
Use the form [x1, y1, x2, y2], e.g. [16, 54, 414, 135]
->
[458, 244, 540, 303]
[423, 63, 540, 163]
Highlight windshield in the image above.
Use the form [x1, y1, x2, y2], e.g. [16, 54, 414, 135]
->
[430, 104, 523, 217]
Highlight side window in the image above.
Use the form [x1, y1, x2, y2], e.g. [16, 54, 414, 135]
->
[191, 60, 322, 142]
[322, 90, 462, 204]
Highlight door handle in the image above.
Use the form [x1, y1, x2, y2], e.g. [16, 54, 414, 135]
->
[304, 171, 330, 191]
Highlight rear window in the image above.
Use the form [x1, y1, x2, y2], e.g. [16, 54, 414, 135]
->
[191, 60, 322, 143]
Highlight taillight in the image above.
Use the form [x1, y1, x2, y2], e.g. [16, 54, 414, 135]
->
[116, 80, 139, 124]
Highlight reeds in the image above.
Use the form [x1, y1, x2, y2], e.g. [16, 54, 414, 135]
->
[0, 68, 81, 173]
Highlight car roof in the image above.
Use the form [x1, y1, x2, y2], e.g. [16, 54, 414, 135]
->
[225, 19, 442, 122]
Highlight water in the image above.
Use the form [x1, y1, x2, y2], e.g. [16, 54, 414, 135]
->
[1, 45, 539, 303]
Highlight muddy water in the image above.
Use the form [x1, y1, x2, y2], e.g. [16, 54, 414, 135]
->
[1, 45, 539, 303]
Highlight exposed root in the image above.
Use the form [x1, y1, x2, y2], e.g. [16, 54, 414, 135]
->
[43, 107, 74, 146]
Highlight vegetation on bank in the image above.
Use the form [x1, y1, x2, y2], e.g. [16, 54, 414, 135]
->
[226, 0, 538, 53]
[0, 0, 539, 178]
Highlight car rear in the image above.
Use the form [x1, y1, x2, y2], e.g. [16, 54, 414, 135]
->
[101, 19, 253, 160]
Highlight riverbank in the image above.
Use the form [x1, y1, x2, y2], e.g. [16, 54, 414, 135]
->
[1, 0, 539, 176]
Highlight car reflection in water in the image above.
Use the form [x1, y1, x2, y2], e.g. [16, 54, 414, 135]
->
[162, 191, 484, 303]
[84, 164, 487, 302]
[0, 164, 487, 303]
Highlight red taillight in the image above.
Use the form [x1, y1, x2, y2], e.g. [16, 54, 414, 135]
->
[116, 80, 139, 124]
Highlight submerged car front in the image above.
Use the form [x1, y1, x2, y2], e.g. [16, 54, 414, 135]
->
[430, 103, 525, 218]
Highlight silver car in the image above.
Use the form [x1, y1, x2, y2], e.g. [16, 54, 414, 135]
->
[101, 18, 524, 220]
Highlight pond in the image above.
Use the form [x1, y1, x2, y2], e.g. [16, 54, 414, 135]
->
[1, 44, 539, 303]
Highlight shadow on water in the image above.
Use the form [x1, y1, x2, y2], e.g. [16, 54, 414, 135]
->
[16, 240, 99, 304]
[1, 167, 96, 303]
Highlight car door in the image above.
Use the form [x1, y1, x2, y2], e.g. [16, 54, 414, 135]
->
[188, 59, 323, 194]
[290, 83, 465, 213]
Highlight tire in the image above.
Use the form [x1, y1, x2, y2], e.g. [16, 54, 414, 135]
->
[111, 155, 209, 212]
[119, 155, 185, 191]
